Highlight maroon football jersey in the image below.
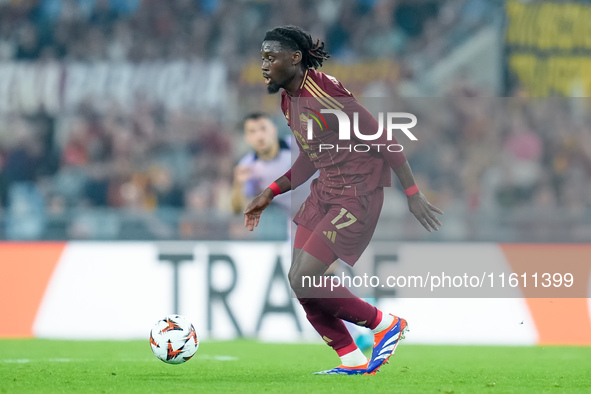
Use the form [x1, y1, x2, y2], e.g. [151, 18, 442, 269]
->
[281, 69, 406, 196]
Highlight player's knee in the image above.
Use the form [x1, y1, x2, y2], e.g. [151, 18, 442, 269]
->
[288, 265, 302, 295]
[292, 248, 303, 263]
[289, 250, 328, 297]
[288, 264, 310, 297]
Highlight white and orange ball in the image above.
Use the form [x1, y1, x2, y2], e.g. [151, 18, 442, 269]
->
[149, 315, 199, 364]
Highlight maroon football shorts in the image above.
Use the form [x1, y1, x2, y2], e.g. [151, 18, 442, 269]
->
[293, 181, 384, 266]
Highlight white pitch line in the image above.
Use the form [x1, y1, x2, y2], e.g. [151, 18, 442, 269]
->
[195, 355, 239, 361]
[2, 355, 238, 363]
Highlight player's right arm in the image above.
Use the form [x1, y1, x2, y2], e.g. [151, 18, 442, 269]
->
[243, 171, 291, 231]
[244, 141, 316, 231]
[342, 97, 444, 232]
[290, 147, 317, 189]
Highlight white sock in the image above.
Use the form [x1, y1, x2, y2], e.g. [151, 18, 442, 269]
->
[339, 348, 367, 367]
[372, 313, 395, 334]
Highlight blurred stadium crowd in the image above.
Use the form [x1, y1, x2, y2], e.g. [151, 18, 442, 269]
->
[0, 0, 493, 63]
[0, 0, 589, 242]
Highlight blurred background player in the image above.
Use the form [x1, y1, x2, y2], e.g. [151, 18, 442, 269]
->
[231, 113, 314, 241]
[231, 113, 293, 217]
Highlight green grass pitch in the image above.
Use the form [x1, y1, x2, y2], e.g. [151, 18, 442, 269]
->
[1, 340, 590, 393]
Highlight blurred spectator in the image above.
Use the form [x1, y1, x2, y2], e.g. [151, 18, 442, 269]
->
[0, 20, 16, 60]
[147, 165, 184, 208]
[15, 22, 41, 60]
[90, 0, 118, 30]
[62, 119, 90, 167]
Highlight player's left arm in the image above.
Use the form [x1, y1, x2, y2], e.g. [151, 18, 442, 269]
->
[348, 100, 444, 232]
[320, 75, 443, 231]
[392, 162, 443, 232]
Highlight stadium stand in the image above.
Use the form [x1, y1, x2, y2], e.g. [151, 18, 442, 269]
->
[0, 0, 589, 241]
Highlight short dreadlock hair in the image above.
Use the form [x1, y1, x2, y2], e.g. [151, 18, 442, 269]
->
[263, 25, 329, 70]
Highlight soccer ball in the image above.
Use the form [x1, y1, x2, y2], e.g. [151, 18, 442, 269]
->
[149, 315, 199, 364]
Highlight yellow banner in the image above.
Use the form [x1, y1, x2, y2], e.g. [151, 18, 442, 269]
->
[506, 0, 591, 96]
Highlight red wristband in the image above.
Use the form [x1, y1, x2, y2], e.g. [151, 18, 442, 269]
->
[268, 182, 281, 196]
[404, 184, 419, 197]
